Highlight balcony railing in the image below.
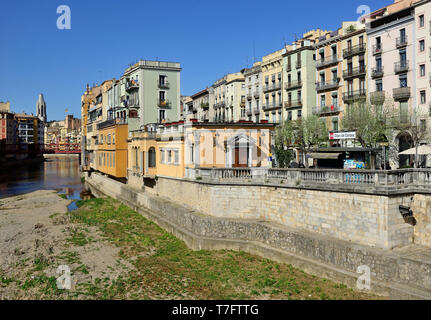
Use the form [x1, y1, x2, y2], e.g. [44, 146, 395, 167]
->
[370, 91, 386, 105]
[396, 36, 408, 48]
[284, 100, 303, 109]
[126, 80, 139, 91]
[246, 93, 252, 100]
[263, 82, 282, 92]
[285, 80, 302, 90]
[262, 103, 282, 111]
[158, 81, 170, 89]
[371, 66, 384, 79]
[158, 100, 172, 108]
[316, 79, 340, 92]
[312, 105, 341, 116]
[372, 44, 383, 55]
[393, 87, 411, 101]
[200, 102, 209, 110]
[343, 43, 366, 58]
[395, 60, 409, 74]
[316, 55, 339, 69]
[342, 90, 366, 102]
[342, 66, 366, 79]
[97, 119, 115, 130]
[253, 91, 260, 99]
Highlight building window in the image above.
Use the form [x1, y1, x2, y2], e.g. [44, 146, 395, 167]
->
[149, 147, 156, 167]
[168, 150, 172, 163]
[174, 150, 179, 164]
[376, 79, 383, 92]
[419, 15, 425, 28]
[297, 110, 302, 118]
[332, 118, 338, 131]
[159, 109, 166, 122]
[421, 90, 426, 104]
[399, 74, 408, 88]
[287, 111, 292, 121]
[420, 64, 426, 77]
[160, 149, 165, 163]
[419, 40, 425, 52]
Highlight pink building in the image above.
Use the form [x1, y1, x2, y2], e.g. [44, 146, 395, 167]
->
[367, 3, 416, 167]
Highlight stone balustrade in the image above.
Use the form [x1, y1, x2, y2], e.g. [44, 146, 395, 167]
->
[185, 167, 431, 193]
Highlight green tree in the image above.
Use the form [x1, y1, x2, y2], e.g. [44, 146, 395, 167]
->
[342, 101, 396, 148]
[275, 115, 328, 168]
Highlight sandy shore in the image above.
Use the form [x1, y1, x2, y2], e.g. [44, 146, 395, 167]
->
[0, 190, 132, 299]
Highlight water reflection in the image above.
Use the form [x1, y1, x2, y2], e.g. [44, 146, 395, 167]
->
[0, 156, 86, 203]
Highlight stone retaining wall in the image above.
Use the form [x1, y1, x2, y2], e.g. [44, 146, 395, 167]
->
[84, 172, 431, 299]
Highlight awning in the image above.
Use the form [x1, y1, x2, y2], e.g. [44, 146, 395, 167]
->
[310, 152, 342, 160]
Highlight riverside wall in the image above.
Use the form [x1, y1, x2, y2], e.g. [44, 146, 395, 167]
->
[85, 172, 431, 299]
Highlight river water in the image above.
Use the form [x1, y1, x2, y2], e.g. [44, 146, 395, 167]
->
[0, 156, 91, 209]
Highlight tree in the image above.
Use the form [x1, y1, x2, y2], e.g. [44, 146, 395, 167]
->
[275, 115, 328, 168]
[342, 101, 396, 148]
[393, 108, 430, 168]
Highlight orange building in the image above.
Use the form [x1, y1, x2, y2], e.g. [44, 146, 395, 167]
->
[95, 121, 128, 178]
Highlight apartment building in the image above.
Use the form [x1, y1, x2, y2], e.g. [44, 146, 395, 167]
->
[313, 28, 345, 133]
[213, 72, 245, 122]
[121, 60, 181, 132]
[261, 49, 284, 123]
[126, 121, 275, 190]
[414, 0, 431, 120]
[95, 121, 128, 178]
[341, 22, 368, 113]
[282, 30, 326, 121]
[191, 88, 214, 122]
[0, 102, 16, 145]
[241, 62, 262, 123]
[367, 8, 415, 119]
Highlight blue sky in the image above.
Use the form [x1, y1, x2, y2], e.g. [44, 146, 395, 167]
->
[0, 0, 391, 121]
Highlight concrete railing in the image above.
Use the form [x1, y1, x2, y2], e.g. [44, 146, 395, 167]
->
[186, 167, 431, 190]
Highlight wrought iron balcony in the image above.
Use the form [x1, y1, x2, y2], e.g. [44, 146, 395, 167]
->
[97, 119, 115, 130]
[372, 44, 383, 55]
[316, 79, 340, 92]
[342, 66, 366, 79]
[342, 90, 366, 103]
[343, 43, 366, 58]
[371, 66, 384, 79]
[284, 100, 303, 109]
[262, 102, 282, 111]
[126, 80, 139, 91]
[316, 55, 339, 69]
[285, 80, 302, 90]
[396, 36, 408, 49]
[263, 82, 282, 93]
[394, 60, 409, 74]
[370, 91, 386, 105]
[158, 100, 172, 108]
[312, 105, 341, 116]
[393, 87, 411, 101]
[158, 81, 170, 89]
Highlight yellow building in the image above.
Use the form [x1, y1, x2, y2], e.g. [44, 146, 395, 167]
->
[126, 121, 275, 189]
[261, 48, 285, 124]
[95, 122, 128, 178]
[340, 22, 367, 113]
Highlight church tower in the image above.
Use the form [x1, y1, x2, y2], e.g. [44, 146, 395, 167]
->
[36, 93, 47, 123]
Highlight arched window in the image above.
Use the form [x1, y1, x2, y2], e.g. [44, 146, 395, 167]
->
[148, 147, 156, 168]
